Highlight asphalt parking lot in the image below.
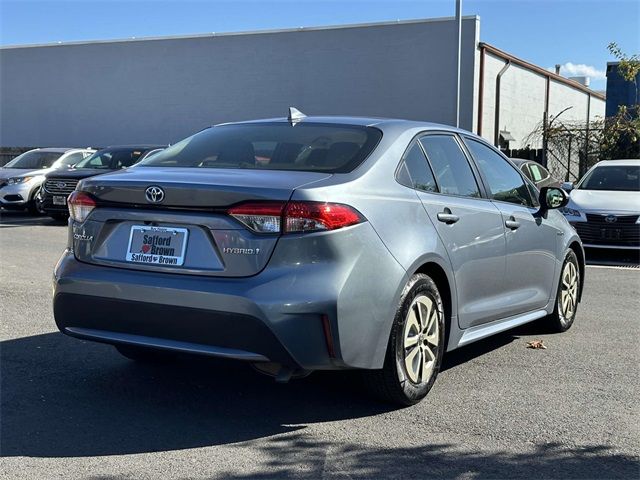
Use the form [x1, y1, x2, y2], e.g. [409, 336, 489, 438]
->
[1, 211, 638, 480]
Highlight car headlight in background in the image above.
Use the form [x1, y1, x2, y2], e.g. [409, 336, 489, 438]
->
[559, 207, 582, 217]
[7, 176, 34, 185]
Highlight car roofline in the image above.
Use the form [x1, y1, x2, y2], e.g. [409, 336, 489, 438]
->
[212, 116, 472, 134]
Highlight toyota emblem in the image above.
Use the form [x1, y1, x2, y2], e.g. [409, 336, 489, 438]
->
[145, 186, 165, 203]
[605, 215, 617, 224]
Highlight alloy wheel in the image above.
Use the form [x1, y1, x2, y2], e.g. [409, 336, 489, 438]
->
[402, 294, 440, 384]
[560, 261, 579, 320]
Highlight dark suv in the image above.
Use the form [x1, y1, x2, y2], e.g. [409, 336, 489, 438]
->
[42, 145, 164, 220]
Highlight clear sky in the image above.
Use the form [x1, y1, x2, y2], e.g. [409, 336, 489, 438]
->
[1, 0, 638, 91]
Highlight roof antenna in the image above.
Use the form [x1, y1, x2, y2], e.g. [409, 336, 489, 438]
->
[288, 107, 306, 125]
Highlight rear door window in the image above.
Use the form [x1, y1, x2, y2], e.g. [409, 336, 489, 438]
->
[396, 143, 437, 192]
[528, 163, 548, 182]
[419, 135, 480, 198]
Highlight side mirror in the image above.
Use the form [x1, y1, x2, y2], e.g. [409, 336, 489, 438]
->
[561, 181, 574, 192]
[536, 186, 569, 218]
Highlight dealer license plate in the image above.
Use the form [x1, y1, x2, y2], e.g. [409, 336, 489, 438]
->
[126, 225, 188, 266]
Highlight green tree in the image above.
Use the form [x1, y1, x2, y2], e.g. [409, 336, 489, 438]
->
[600, 105, 640, 159]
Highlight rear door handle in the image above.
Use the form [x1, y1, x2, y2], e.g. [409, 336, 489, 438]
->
[505, 217, 520, 230]
[437, 209, 460, 225]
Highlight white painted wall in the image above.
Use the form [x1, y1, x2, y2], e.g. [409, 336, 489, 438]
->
[548, 80, 605, 123]
[479, 52, 605, 150]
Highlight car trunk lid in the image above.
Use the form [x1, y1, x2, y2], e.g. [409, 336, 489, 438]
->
[73, 168, 332, 277]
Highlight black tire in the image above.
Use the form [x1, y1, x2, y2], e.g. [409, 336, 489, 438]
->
[362, 273, 446, 406]
[115, 344, 174, 363]
[49, 213, 69, 222]
[545, 249, 580, 332]
[27, 187, 45, 215]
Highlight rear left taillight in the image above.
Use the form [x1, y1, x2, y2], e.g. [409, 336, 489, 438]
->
[228, 201, 364, 234]
[68, 191, 97, 222]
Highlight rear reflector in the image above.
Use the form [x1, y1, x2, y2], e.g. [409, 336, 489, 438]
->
[228, 201, 364, 234]
[321, 314, 336, 358]
[68, 191, 97, 223]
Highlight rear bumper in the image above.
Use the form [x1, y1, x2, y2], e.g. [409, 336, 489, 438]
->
[53, 251, 334, 370]
[53, 220, 407, 370]
[55, 293, 295, 365]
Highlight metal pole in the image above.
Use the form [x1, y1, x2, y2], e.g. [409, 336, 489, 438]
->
[455, 0, 462, 128]
[494, 60, 511, 147]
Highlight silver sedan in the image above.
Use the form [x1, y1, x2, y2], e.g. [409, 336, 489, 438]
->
[53, 113, 584, 405]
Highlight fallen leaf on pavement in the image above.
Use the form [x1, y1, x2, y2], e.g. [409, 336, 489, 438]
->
[527, 340, 547, 349]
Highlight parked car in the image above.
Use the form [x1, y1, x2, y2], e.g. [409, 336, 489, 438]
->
[0, 148, 94, 213]
[53, 114, 583, 405]
[42, 145, 165, 220]
[560, 159, 640, 249]
[510, 158, 559, 189]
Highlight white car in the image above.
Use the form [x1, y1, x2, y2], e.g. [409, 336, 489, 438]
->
[0, 148, 94, 214]
[561, 159, 640, 249]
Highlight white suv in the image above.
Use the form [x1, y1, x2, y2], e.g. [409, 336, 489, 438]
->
[0, 148, 94, 214]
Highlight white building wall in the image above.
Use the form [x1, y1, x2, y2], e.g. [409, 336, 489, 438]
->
[481, 52, 547, 149]
[548, 80, 605, 123]
[480, 51, 605, 151]
[549, 81, 587, 123]
[547, 81, 605, 180]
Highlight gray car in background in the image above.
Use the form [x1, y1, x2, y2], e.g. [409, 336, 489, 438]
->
[510, 158, 560, 189]
[53, 113, 584, 405]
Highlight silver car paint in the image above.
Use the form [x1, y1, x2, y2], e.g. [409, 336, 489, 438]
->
[53, 117, 583, 371]
[0, 148, 94, 207]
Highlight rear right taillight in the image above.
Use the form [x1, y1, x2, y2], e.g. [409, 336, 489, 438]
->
[284, 202, 363, 233]
[68, 191, 96, 222]
[228, 201, 364, 234]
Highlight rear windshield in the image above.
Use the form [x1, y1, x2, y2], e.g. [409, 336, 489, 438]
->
[4, 151, 64, 169]
[578, 164, 640, 192]
[137, 123, 382, 173]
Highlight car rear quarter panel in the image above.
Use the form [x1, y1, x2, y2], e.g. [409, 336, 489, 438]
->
[291, 128, 459, 359]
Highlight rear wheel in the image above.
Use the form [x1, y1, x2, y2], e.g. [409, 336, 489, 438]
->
[115, 344, 174, 363]
[545, 249, 580, 332]
[363, 274, 445, 406]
